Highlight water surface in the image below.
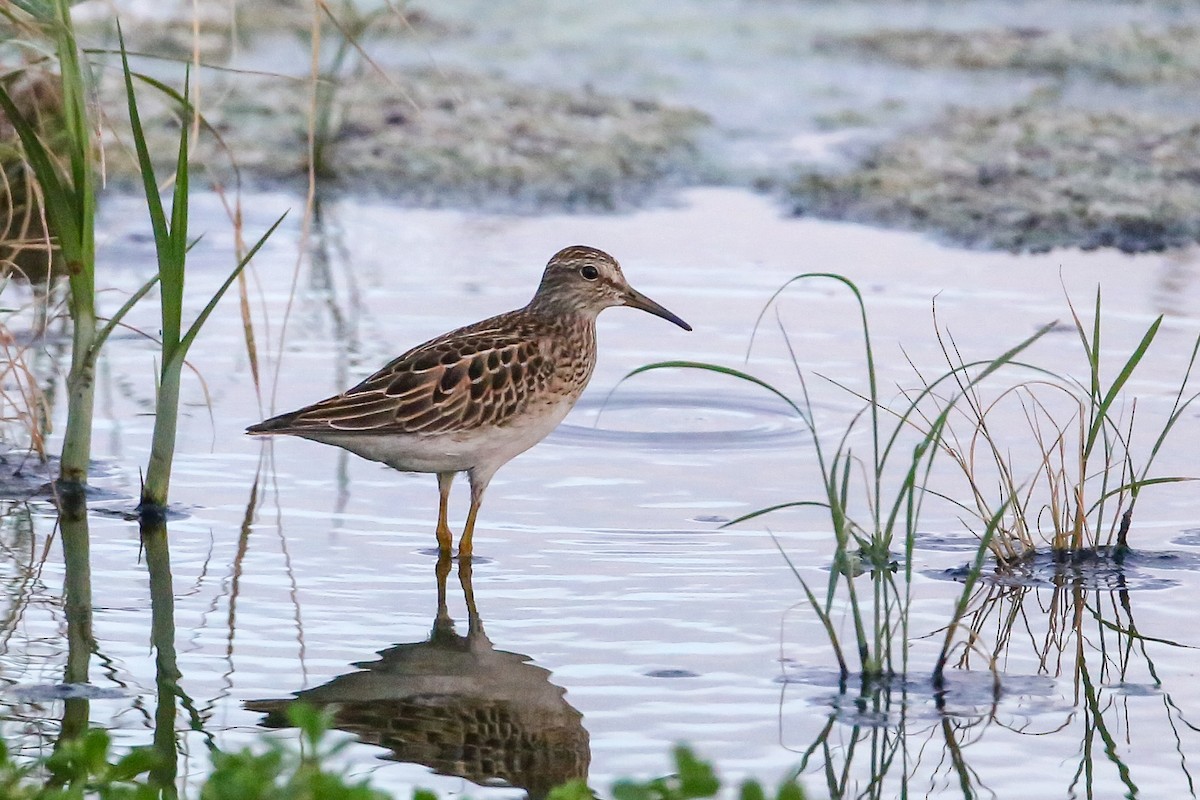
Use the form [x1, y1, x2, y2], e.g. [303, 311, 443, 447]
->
[1, 187, 1198, 797]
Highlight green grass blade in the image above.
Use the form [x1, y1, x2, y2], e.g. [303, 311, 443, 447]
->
[770, 532, 848, 678]
[168, 67, 192, 262]
[118, 25, 180, 355]
[1091, 475, 1197, 510]
[51, 0, 92, 257]
[720, 501, 829, 528]
[623, 361, 808, 420]
[165, 67, 192, 354]
[89, 273, 162, 357]
[173, 212, 288, 364]
[1065, 287, 1099, 399]
[1090, 287, 1102, 397]
[1084, 315, 1162, 459]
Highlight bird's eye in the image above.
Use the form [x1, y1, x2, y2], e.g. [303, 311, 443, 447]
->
[580, 265, 599, 281]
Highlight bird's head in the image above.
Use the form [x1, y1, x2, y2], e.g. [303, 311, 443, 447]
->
[530, 245, 691, 331]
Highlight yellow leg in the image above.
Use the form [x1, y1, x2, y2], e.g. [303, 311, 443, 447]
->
[436, 472, 455, 556]
[459, 469, 491, 560]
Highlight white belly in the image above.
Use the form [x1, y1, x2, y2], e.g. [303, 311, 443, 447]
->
[294, 396, 577, 476]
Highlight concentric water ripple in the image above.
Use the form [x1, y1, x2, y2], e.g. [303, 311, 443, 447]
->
[550, 392, 808, 451]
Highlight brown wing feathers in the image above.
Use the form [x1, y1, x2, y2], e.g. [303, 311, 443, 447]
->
[247, 325, 553, 436]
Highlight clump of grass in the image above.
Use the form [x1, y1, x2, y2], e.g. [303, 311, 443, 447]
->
[1, 1, 165, 501]
[629, 274, 1051, 681]
[631, 275, 1197, 689]
[922, 287, 1199, 564]
[4, 4, 284, 511]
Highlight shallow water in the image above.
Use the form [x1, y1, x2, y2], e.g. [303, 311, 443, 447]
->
[1, 187, 1199, 798]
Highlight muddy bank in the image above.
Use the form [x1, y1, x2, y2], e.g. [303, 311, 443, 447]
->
[817, 25, 1200, 86]
[787, 103, 1200, 253]
[792, 23, 1200, 252]
[96, 67, 709, 211]
[11, 2, 1200, 250]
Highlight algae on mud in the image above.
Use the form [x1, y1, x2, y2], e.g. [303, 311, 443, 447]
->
[818, 24, 1200, 86]
[788, 104, 1200, 253]
[96, 67, 708, 211]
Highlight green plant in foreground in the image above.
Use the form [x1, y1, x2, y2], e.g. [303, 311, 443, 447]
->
[0, 729, 157, 799]
[0, 711, 798, 800]
[201, 706, 385, 800]
[115, 31, 286, 515]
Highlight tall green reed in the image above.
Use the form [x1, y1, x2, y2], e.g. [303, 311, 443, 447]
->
[115, 33, 286, 515]
[0, 0, 96, 493]
[0, 1, 158, 500]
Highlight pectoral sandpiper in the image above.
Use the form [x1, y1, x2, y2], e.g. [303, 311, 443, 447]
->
[247, 246, 691, 558]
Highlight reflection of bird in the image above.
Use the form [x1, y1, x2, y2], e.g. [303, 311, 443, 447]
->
[246, 557, 590, 799]
[247, 246, 690, 558]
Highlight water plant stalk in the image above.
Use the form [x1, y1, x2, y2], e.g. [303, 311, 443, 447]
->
[116, 33, 286, 515]
[56, 498, 92, 744]
[0, 0, 96, 491]
[142, 521, 181, 798]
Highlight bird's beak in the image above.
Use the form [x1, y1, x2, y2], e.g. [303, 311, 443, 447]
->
[622, 286, 692, 331]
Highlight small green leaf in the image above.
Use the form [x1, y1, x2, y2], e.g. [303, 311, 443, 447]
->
[108, 747, 160, 782]
[674, 747, 719, 798]
[288, 702, 332, 748]
[548, 779, 596, 800]
[776, 780, 807, 800]
[613, 779, 656, 800]
[739, 780, 767, 800]
[82, 728, 113, 774]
